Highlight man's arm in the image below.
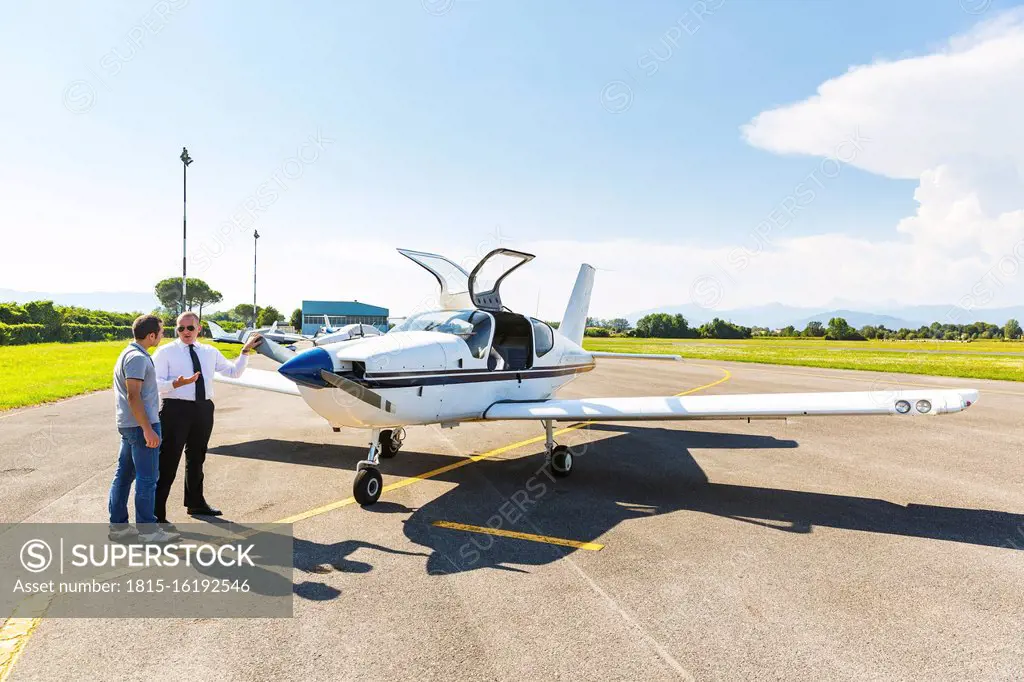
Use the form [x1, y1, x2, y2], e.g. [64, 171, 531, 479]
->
[155, 345, 200, 393]
[126, 379, 160, 448]
[213, 334, 261, 378]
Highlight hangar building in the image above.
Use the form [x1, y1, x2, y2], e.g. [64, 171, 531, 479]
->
[301, 300, 389, 335]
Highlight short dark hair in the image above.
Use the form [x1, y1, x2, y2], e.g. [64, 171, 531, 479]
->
[132, 314, 163, 340]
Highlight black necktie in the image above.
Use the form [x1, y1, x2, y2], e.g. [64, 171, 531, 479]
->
[188, 344, 206, 402]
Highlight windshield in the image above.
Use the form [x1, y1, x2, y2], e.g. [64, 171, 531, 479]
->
[392, 310, 493, 358]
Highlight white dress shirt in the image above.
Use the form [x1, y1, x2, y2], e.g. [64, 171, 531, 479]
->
[154, 339, 249, 401]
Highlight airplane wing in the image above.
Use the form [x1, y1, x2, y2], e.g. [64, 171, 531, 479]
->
[214, 369, 301, 396]
[482, 389, 978, 421]
[266, 332, 308, 344]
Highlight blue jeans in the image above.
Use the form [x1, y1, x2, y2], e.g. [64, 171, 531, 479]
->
[108, 423, 161, 527]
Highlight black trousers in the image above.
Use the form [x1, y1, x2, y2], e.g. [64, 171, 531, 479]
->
[155, 398, 215, 521]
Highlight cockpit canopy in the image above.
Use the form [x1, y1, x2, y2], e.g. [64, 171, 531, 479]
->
[392, 309, 493, 359]
[398, 247, 535, 312]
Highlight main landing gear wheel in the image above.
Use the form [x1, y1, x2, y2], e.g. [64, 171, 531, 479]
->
[378, 428, 404, 459]
[550, 445, 573, 478]
[353, 467, 382, 505]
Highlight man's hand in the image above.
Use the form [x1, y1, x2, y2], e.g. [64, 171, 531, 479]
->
[143, 426, 161, 449]
[172, 372, 201, 389]
[242, 333, 264, 355]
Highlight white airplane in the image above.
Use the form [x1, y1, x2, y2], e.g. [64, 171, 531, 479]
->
[207, 319, 307, 346]
[215, 247, 980, 506]
[311, 316, 384, 346]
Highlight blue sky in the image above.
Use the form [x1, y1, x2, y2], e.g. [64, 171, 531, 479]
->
[1, 1, 1021, 317]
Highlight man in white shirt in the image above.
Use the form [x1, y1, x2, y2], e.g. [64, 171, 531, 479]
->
[153, 311, 262, 527]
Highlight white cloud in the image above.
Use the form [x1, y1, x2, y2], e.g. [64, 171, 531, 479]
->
[733, 9, 1024, 314]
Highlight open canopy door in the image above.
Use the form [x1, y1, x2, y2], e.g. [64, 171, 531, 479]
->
[397, 248, 473, 310]
[468, 248, 535, 311]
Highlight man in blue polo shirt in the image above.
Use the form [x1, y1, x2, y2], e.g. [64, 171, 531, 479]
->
[109, 314, 198, 543]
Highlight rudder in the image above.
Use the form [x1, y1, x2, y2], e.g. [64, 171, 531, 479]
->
[558, 264, 595, 346]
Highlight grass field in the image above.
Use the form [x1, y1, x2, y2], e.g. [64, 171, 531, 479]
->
[0, 340, 242, 411]
[584, 337, 1024, 382]
[3, 335, 1022, 412]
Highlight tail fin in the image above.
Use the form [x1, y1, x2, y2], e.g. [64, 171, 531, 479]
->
[558, 264, 595, 346]
[206, 320, 229, 341]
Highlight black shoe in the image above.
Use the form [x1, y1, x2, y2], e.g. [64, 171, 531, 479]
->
[187, 505, 222, 517]
[158, 521, 178, 533]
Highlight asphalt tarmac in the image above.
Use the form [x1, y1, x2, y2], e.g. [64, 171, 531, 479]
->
[1, 356, 1022, 681]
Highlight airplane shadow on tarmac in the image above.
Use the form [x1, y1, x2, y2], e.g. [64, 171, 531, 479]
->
[211, 425, 1024, 578]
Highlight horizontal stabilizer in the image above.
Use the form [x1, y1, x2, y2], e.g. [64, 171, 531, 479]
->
[483, 389, 978, 421]
[214, 369, 301, 396]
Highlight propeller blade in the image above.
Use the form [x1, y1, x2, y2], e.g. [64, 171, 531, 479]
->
[319, 369, 396, 414]
[255, 336, 297, 364]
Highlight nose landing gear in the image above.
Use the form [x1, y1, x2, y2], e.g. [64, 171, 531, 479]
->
[353, 428, 406, 505]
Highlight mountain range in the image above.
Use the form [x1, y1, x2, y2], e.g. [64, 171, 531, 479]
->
[2, 288, 1021, 330]
[624, 303, 1024, 330]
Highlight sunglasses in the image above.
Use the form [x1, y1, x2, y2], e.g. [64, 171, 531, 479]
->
[177, 325, 196, 332]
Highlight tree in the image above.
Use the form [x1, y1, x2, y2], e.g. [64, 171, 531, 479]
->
[290, 308, 303, 330]
[155, 278, 183, 315]
[24, 300, 60, 334]
[154, 277, 220, 316]
[698, 317, 750, 339]
[635, 313, 693, 338]
[1005, 319, 1022, 340]
[257, 305, 284, 327]
[0, 303, 28, 324]
[188, 280, 222, 320]
[608, 318, 631, 333]
[802, 321, 825, 337]
[825, 317, 856, 340]
[232, 303, 261, 323]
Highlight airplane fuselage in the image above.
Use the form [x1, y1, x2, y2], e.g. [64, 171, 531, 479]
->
[281, 319, 594, 429]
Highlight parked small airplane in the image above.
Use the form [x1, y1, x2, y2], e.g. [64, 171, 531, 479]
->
[215, 247, 980, 506]
[311, 315, 384, 346]
[207, 319, 307, 346]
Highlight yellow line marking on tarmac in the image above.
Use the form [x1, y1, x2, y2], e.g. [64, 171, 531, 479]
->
[277, 366, 732, 524]
[0, 366, 732, 681]
[0, 617, 42, 681]
[674, 367, 731, 397]
[432, 520, 605, 550]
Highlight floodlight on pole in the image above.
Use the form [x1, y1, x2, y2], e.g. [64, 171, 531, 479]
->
[253, 229, 260, 328]
[180, 147, 194, 314]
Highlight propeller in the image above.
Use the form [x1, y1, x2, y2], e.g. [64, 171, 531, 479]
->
[255, 336, 297, 364]
[319, 369, 396, 414]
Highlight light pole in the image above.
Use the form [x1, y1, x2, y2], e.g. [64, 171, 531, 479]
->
[253, 229, 260, 328]
[180, 147, 193, 314]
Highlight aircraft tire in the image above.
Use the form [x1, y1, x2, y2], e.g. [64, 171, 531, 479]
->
[354, 467, 383, 505]
[379, 429, 401, 459]
[550, 445, 572, 478]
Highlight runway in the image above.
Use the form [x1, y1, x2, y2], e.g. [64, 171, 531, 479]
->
[2, 357, 1023, 680]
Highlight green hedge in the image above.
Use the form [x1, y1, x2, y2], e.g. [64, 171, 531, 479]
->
[0, 323, 139, 345]
[59, 324, 134, 343]
[0, 324, 47, 344]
